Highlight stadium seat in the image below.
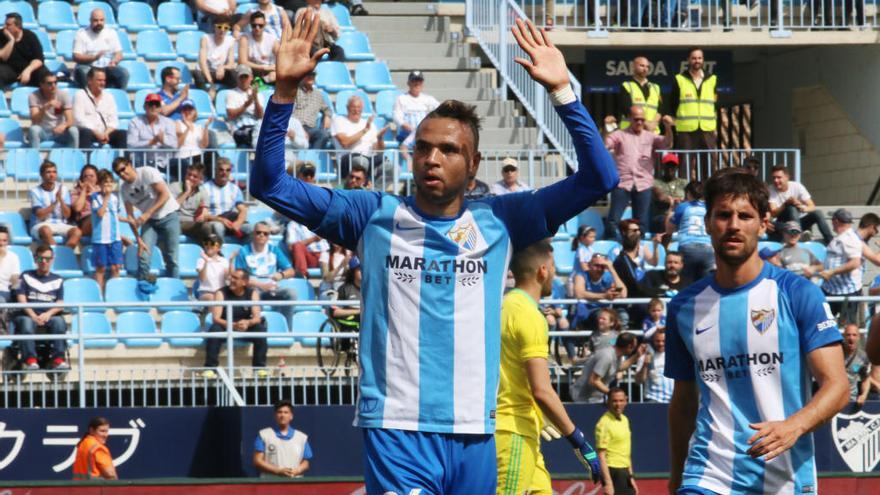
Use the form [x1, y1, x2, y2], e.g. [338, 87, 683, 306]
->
[175, 30, 204, 62]
[325, 3, 354, 31]
[48, 148, 87, 180]
[76, 1, 116, 27]
[236, 2, 257, 14]
[297, 149, 334, 181]
[71, 312, 118, 349]
[264, 311, 294, 347]
[551, 239, 574, 275]
[758, 241, 783, 253]
[374, 90, 399, 120]
[642, 240, 666, 270]
[218, 149, 250, 181]
[315, 61, 356, 93]
[334, 89, 373, 116]
[38, 1, 78, 31]
[52, 246, 84, 278]
[107, 88, 135, 120]
[116, 311, 163, 347]
[63, 278, 105, 312]
[105, 277, 149, 312]
[592, 240, 622, 261]
[578, 208, 605, 240]
[43, 60, 70, 89]
[152, 277, 192, 312]
[178, 243, 203, 278]
[221, 243, 241, 260]
[117, 2, 159, 31]
[118, 60, 156, 90]
[0, 1, 38, 29]
[277, 278, 319, 312]
[157, 2, 197, 32]
[214, 89, 232, 119]
[336, 31, 374, 61]
[354, 61, 397, 92]
[802, 241, 827, 263]
[34, 29, 56, 60]
[124, 245, 165, 276]
[88, 148, 122, 170]
[136, 30, 177, 61]
[0, 93, 9, 118]
[163, 311, 204, 347]
[155, 61, 194, 86]
[9, 245, 35, 272]
[54, 29, 77, 61]
[291, 310, 326, 347]
[10, 86, 34, 119]
[0, 119, 23, 148]
[117, 30, 137, 60]
[6, 149, 42, 181]
[0, 214, 33, 245]
[246, 208, 274, 224]
[188, 89, 214, 117]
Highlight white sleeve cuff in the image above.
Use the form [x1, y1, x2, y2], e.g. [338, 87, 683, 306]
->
[550, 85, 577, 106]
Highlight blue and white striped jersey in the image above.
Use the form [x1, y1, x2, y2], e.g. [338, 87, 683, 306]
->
[89, 192, 125, 244]
[671, 200, 710, 246]
[202, 180, 244, 216]
[665, 262, 841, 494]
[29, 183, 71, 226]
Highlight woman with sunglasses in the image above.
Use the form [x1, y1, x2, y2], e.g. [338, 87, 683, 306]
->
[194, 18, 238, 95]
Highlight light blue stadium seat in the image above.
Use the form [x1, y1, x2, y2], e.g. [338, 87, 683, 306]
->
[325, 3, 353, 31]
[592, 240, 622, 261]
[354, 61, 396, 92]
[71, 312, 117, 349]
[374, 89, 399, 120]
[221, 243, 241, 260]
[152, 277, 192, 312]
[9, 245, 35, 272]
[105, 277, 149, 312]
[43, 60, 70, 89]
[315, 61, 356, 93]
[0, 119, 23, 147]
[178, 243, 202, 278]
[264, 311, 294, 347]
[117, 311, 162, 347]
[118, 60, 156, 90]
[551, 239, 574, 275]
[88, 148, 122, 170]
[758, 241, 783, 253]
[157, 2, 197, 32]
[336, 31, 374, 61]
[117, 30, 136, 60]
[214, 89, 232, 119]
[0, 93, 9, 118]
[10, 86, 34, 119]
[52, 246, 84, 278]
[0, 1, 38, 29]
[277, 278, 319, 312]
[38, 1, 78, 31]
[48, 148, 87, 180]
[246, 207, 274, 224]
[218, 149, 250, 181]
[124, 245, 164, 276]
[136, 30, 176, 61]
[76, 1, 116, 27]
[34, 29, 56, 59]
[63, 278, 105, 312]
[118, 2, 159, 31]
[578, 208, 605, 240]
[163, 311, 204, 347]
[175, 30, 204, 62]
[334, 89, 373, 116]
[642, 240, 666, 270]
[155, 61, 193, 86]
[6, 149, 41, 181]
[80, 245, 97, 275]
[107, 88, 135, 120]
[291, 310, 326, 347]
[0, 214, 33, 245]
[54, 29, 77, 61]
[188, 88, 214, 117]
[802, 241, 827, 263]
[236, 2, 257, 14]
[297, 149, 334, 181]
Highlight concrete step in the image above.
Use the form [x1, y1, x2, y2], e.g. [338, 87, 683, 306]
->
[352, 15, 448, 33]
[478, 127, 540, 148]
[362, 2, 439, 16]
[391, 70, 494, 89]
[372, 42, 469, 59]
[360, 30, 455, 44]
[427, 87, 499, 102]
[465, 99, 519, 117]
[386, 56, 479, 71]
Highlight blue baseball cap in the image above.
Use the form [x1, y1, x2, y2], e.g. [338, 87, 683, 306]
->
[759, 247, 779, 260]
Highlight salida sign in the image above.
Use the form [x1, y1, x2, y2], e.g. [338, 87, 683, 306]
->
[583, 50, 734, 94]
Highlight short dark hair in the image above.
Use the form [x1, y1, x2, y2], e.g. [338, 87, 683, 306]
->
[186, 162, 205, 175]
[111, 156, 131, 172]
[160, 66, 179, 86]
[251, 11, 266, 23]
[40, 71, 57, 85]
[666, 250, 683, 261]
[859, 213, 880, 230]
[688, 46, 703, 57]
[607, 387, 628, 399]
[348, 163, 367, 177]
[274, 400, 293, 413]
[703, 168, 770, 220]
[87, 67, 107, 80]
[618, 218, 640, 235]
[97, 169, 114, 184]
[684, 180, 703, 200]
[0, 225, 9, 237]
[615, 332, 638, 349]
[34, 244, 53, 258]
[422, 100, 482, 155]
[231, 268, 250, 280]
[5, 13, 22, 28]
[743, 156, 761, 169]
[510, 239, 554, 283]
[39, 160, 57, 175]
[770, 165, 789, 176]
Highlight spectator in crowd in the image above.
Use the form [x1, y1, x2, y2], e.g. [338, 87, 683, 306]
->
[90, 170, 128, 291]
[170, 162, 207, 242]
[195, 0, 239, 32]
[176, 100, 213, 175]
[463, 175, 491, 200]
[491, 157, 532, 196]
[777, 221, 822, 278]
[343, 163, 368, 190]
[29, 161, 81, 248]
[201, 157, 252, 238]
[293, 70, 332, 149]
[238, 0, 291, 41]
[286, 165, 329, 278]
[666, 181, 714, 282]
[604, 106, 673, 239]
[569, 254, 626, 361]
[842, 324, 872, 407]
[319, 243, 352, 298]
[741, 156, 761, 177]
[127, 93, 177, 173]
[595, 388, 637, 495]
[73, 68, 127, 149]
[0, 226, 19, 303]
[614, 219, 661, 293]
[768, 165, 832, 244]
[854, 213, 880, 269]
[295, 0, 345, 61]
[115, 157, 181, 280]
[203, 268, 268, 377]
[641, 298, 666, 340]
[570, 332, 638, 403]
[349, 0, 369, 15]
[194, 17, 238, 93]
[819, 208, 862, 324]
[157, 67, 189, 122]
[234, 221, 297, 323]
[0, 13, 49, 87]
[760, 245, 782, 267]
[196, 234, 228, 302]
[646, 250, 688, 297]
[239, 11, 279, 84]
[572, 226, 597, 275]
[254, 400, 313, 478]
[605, 55, 663, 134]
[72, 9, 127, 89]
[330, 257, 362, 324]
[393, 71, 440, 161]
[28, 72, 78, 149]
[261, 109, 309, 158]
[332, 95, 389, 179]
[589, 307, 621, 353]
[671, 47, 718, 177]
[636, 330, 673, 403]
[650, 153, 686, 233]
[69, 165, 99, 238]
[13, 245, 68, 370]
[72, 417, 117, 481]
[227, 65, 265, 148]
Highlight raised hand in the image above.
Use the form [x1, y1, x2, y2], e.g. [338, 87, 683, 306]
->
[275, 11, 330, 103]
[510, 18, 570, 93]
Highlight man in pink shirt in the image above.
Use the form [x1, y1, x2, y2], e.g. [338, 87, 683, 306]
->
[604, 106, 673, 241]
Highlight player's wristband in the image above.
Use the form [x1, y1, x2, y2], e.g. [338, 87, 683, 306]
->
[566, 426, 586, 449]
[550, 85, 577, 106]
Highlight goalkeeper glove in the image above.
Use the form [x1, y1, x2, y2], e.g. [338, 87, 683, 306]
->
[566, 427, 601, 484]
[540, 423, 562, 441]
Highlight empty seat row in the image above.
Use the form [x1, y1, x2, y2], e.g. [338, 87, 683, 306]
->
[25, 1, 196, 32]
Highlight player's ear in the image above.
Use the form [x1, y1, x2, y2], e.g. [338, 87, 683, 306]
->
[468, 151, 481, 181]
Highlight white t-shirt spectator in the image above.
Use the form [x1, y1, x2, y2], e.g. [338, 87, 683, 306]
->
[769, 181, 811, 210]
[73, 27, 122, 68]
[73, 88, 119, 133]
[393, 92, 440, 144]
[245, 32, 277, 66]
[0, 250, 21, 294]
[196, 254, 228, 294]
[331, 116, 379, 156]
[177, 121, 207, 159]
[319, 250, 348, 292]
[205, 33, 235, 72]
[823, 228, 863, 295]
[120, 167, 180, 220]
[226, 88, 263, 130]
[491, 179, 532, 196]
[287, 221, 329, 254]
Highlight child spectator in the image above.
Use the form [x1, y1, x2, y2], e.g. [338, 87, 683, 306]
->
[641, 298, 666, 340]
[571, 225, 596, 275]
[590, 308, 621, 354]
[89, 170, 127, 291]
[196, 234, 228, 301]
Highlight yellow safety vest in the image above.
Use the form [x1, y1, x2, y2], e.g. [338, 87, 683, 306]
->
[674, 73, 717, 132]
[620, 80, 661, 134]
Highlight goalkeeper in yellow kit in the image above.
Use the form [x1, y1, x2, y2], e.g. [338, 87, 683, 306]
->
[496, 240, 601, 495]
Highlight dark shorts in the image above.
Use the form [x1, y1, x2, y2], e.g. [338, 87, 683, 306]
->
[92, 241, 123, 268]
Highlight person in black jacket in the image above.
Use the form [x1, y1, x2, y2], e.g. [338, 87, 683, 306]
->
[0, 13, 49, 87]
[612, 219, 664, 326]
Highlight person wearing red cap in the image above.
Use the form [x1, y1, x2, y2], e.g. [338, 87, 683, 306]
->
[127, 93, 178, 174]
[650, 152, 687, 234]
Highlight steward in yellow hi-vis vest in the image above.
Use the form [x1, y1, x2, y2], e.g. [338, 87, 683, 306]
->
[620, 80, 661, 134]
[674, 73, 717, 132]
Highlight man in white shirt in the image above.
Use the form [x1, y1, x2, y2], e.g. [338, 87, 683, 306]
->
[819, 208, 862, 324]
[127, 93, 178, 173]
[0, 226, 20, 302]
[239, 11, 278, 84]
[72, 9, 128, 89]
[331, 95, 390, 181]
[491, 157, 532, 196]
[28, 72, 77, 149]
[393, 71, 440, 155]
[73, 67, 127, 149]
[768, 165, 832, 244]
[227, 64, 264, 147]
